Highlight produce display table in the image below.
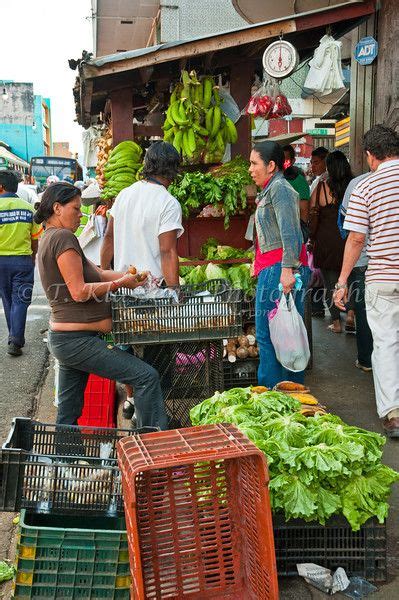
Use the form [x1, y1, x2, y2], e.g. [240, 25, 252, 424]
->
[177, 214, 252, 257]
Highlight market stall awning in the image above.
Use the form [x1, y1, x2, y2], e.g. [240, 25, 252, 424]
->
[76, 0, 376, 127]
[267, 133, 306, 145]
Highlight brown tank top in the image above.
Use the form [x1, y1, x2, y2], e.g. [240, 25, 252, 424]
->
[37, 227, 111, 323]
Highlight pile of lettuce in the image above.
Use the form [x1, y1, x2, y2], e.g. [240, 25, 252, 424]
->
[190, 388, 399, 531]
[179, 240, 255, 296]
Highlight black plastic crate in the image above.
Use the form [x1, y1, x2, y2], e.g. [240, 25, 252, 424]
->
[273, 514, 387, 582]
[0, 418, 155, 515]
[111, 279, 243, 344]
[141, 341, 224, 427]
[223, 358, 259, 390]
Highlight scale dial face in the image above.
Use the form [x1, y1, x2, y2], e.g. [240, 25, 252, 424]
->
[262, 40, 299, 79]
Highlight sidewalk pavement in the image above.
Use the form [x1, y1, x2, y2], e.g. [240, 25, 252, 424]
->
[0, 317, 398, 599]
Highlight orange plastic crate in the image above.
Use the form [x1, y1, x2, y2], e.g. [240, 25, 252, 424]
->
[78, 374, 116, 428]
[117, 424, 278, 599]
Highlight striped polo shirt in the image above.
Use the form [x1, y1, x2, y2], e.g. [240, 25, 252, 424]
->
[343, 159, 399, 283]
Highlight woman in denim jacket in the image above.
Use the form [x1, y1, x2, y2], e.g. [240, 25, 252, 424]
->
[250, 141, 310, 388]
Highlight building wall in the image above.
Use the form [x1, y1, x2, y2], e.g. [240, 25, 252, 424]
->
[92, 0, 160, 56]
[160, 0, 246, 42]
[53, 142, 73, 158]
[0, 82, 52, 161]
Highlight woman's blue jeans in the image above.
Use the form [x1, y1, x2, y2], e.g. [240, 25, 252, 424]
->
[255, 263, 310, 389]
[48, 330, 168, 430]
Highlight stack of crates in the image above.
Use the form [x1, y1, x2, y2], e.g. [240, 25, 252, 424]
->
[139, 340, 224, 427]
[0, 419, 154, 599]
[111, 279, 243, 427]
[117, 423, 279, 599]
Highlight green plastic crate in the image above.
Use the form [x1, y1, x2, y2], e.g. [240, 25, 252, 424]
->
[13, 510, 130, 599]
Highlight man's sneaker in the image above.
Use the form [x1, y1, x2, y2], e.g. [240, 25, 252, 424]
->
[122, 399, 135, 420]
[7, 343, 22, 356]
[355, 360, 372, 372]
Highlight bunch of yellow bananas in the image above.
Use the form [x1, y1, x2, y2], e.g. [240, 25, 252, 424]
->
[163, 70, 238, 164]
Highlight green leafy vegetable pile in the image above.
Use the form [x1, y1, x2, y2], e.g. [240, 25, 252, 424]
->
[179, 239, 255, 295]
[169, 157, 253, 227]
[200, 238, 253, 261]
[190, 388, 399, 530]
[180, 261, 255, 296]
[0, 560, 14, 583]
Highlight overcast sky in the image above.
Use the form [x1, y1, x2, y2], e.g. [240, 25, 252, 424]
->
[1, 0, 93, 155]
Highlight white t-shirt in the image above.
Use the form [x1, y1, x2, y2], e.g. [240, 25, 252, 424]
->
[109, 180, 184, 277]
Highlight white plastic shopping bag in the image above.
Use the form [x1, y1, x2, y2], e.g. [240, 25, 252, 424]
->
[269, 293, 310, 372]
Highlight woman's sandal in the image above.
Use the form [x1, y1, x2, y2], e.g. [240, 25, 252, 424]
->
[345, 323, 356, 334]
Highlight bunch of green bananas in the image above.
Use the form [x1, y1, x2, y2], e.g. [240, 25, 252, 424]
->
[163, 70, 238, 164]
[101, 141, 143, 200]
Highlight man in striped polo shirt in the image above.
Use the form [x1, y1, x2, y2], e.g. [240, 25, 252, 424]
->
[0, 170, 43, 356]
[334, 125, 399, 437]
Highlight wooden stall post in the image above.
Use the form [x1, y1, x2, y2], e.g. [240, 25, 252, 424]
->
[110, 87, 134, 144]
[374, 0, 399, 130]
[349, 14, 377, 174]
[230, 63, 254, 159]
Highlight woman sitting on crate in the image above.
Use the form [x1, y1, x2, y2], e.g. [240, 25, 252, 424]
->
[34, 182, 168, 430]
[249, 141, 310, 389]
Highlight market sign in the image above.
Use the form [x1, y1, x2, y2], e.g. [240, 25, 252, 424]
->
[354, 36, 378, 65]
[306, 128, 330, 136]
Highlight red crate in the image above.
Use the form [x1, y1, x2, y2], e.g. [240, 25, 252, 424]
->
[78, 374, 117, 428]
[117, 424, 278, 599]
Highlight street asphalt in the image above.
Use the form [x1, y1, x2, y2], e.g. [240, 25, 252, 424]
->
[0, 270, 50, 444]
[0, 292, 398, 598]
[0, 269, 50, 595]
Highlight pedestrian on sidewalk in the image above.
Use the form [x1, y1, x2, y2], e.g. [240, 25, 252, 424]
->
[34, 182, 168, 430]
[334, 124, 399, 437]
[100, 141, 183, 420]
[339, 173, 374, 372]
[249, 141, 310, 389]
[309, 147, 330, 317]
[13, 170, 39, 206]
[0, 170, 43, 356]
[308, 150, 355, 333]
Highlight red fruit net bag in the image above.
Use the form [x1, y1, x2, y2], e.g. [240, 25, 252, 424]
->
[245, 78, 274, 118]
[269, 93, 292, 119]
[245, 76, 293, 120]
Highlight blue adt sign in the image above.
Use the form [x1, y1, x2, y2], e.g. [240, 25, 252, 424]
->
[354, 36, 378, 65]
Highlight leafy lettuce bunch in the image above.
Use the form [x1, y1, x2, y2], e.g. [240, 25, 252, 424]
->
[190, 389, 399, 530]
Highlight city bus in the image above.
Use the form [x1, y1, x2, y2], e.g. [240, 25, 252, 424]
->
[30, 156, 83, 190]
[0, 146, 29, 176]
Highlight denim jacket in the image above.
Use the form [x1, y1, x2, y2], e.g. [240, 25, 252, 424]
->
[254, 171, 302, 268]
